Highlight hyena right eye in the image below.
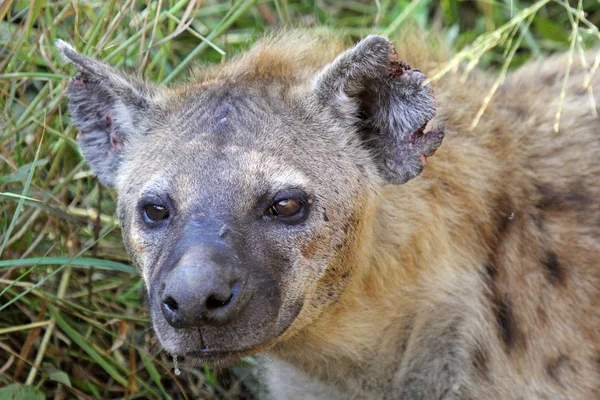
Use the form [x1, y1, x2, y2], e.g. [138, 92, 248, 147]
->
[142, 204, 170, 224]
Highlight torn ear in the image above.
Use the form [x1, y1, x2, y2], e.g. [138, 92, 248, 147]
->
[313, 35, 444, 185]
[56, 40, 160, 187]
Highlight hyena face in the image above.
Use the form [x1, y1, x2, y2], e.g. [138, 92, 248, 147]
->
[58, 36, 443, 364]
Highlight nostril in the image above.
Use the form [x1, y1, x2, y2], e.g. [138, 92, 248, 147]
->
[206, 293, 233, 310]
[163, 296, 179, 311]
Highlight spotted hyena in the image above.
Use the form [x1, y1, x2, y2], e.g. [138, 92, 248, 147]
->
[58, 30, 600, 399]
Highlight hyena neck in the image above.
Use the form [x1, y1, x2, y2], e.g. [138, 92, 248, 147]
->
[270, 124, 515, 393]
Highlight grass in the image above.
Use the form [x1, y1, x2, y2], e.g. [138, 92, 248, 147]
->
[1, 0, 599, 398]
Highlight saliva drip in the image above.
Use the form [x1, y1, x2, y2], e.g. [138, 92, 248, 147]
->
[173, 355, 181, 376]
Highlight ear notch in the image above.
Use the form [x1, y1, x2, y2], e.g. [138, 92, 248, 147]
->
[56, 40, 159, 187]
[313, 35, 444, 185]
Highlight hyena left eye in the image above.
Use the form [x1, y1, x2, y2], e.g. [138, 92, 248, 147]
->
[143, 204, 169, 223]
[270, 199, 303, 217]
[266, 189, 310, 223]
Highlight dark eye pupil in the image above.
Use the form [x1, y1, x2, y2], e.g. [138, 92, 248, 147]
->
[144, 204, 168, 222]
[272, 199, 302, 217]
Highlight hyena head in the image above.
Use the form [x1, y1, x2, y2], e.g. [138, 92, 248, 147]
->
[58, 35, 442, 364]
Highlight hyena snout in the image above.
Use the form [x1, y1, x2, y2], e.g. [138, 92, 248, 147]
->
[159, 246, 248, 328]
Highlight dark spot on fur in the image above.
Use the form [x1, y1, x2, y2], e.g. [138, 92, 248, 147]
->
[323, 210, 329, 222]
[493, 295, 523, 352]
[542, 250, 565, 285]
[484, 262, 498, 282]
[472, 346, 490, 380]
[481, 261, 526, 352]
[546, 355, 574, 387]
[531, 213, 544, 231]
[536, 183, 591, 212]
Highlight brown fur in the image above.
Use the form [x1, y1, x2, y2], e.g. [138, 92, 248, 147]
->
[59, 30, 600, 399]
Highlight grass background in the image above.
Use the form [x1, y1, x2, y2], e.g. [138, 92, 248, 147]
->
[1, 0, 599, 398]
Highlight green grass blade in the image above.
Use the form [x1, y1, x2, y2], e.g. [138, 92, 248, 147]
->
[0, 131, 44, 258]
[140, 350, 173, 400]
[49, 305, 129, 387]
[0, 226, 122, 312]
[0, 257, 137, 274]
[0, 192, 40, 202]
[163, 0, 259, 83]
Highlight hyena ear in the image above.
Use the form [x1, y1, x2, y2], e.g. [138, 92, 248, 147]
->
[313, 35, 444, 185]
[56, 40, 160, 187]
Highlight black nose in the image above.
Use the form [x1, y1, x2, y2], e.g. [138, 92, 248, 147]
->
[159, 264, 242, 328]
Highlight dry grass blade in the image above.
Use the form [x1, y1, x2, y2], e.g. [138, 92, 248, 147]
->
[470, 14, 535, 130]
[153, 0, 203, 47]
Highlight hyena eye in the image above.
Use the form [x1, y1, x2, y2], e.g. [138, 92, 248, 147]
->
[143, 204, 169, 223]
[270, 199, 303, 217]
[267, 190, 310, 223]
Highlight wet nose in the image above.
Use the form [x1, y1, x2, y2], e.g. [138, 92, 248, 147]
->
[159, 264, 242, 328]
